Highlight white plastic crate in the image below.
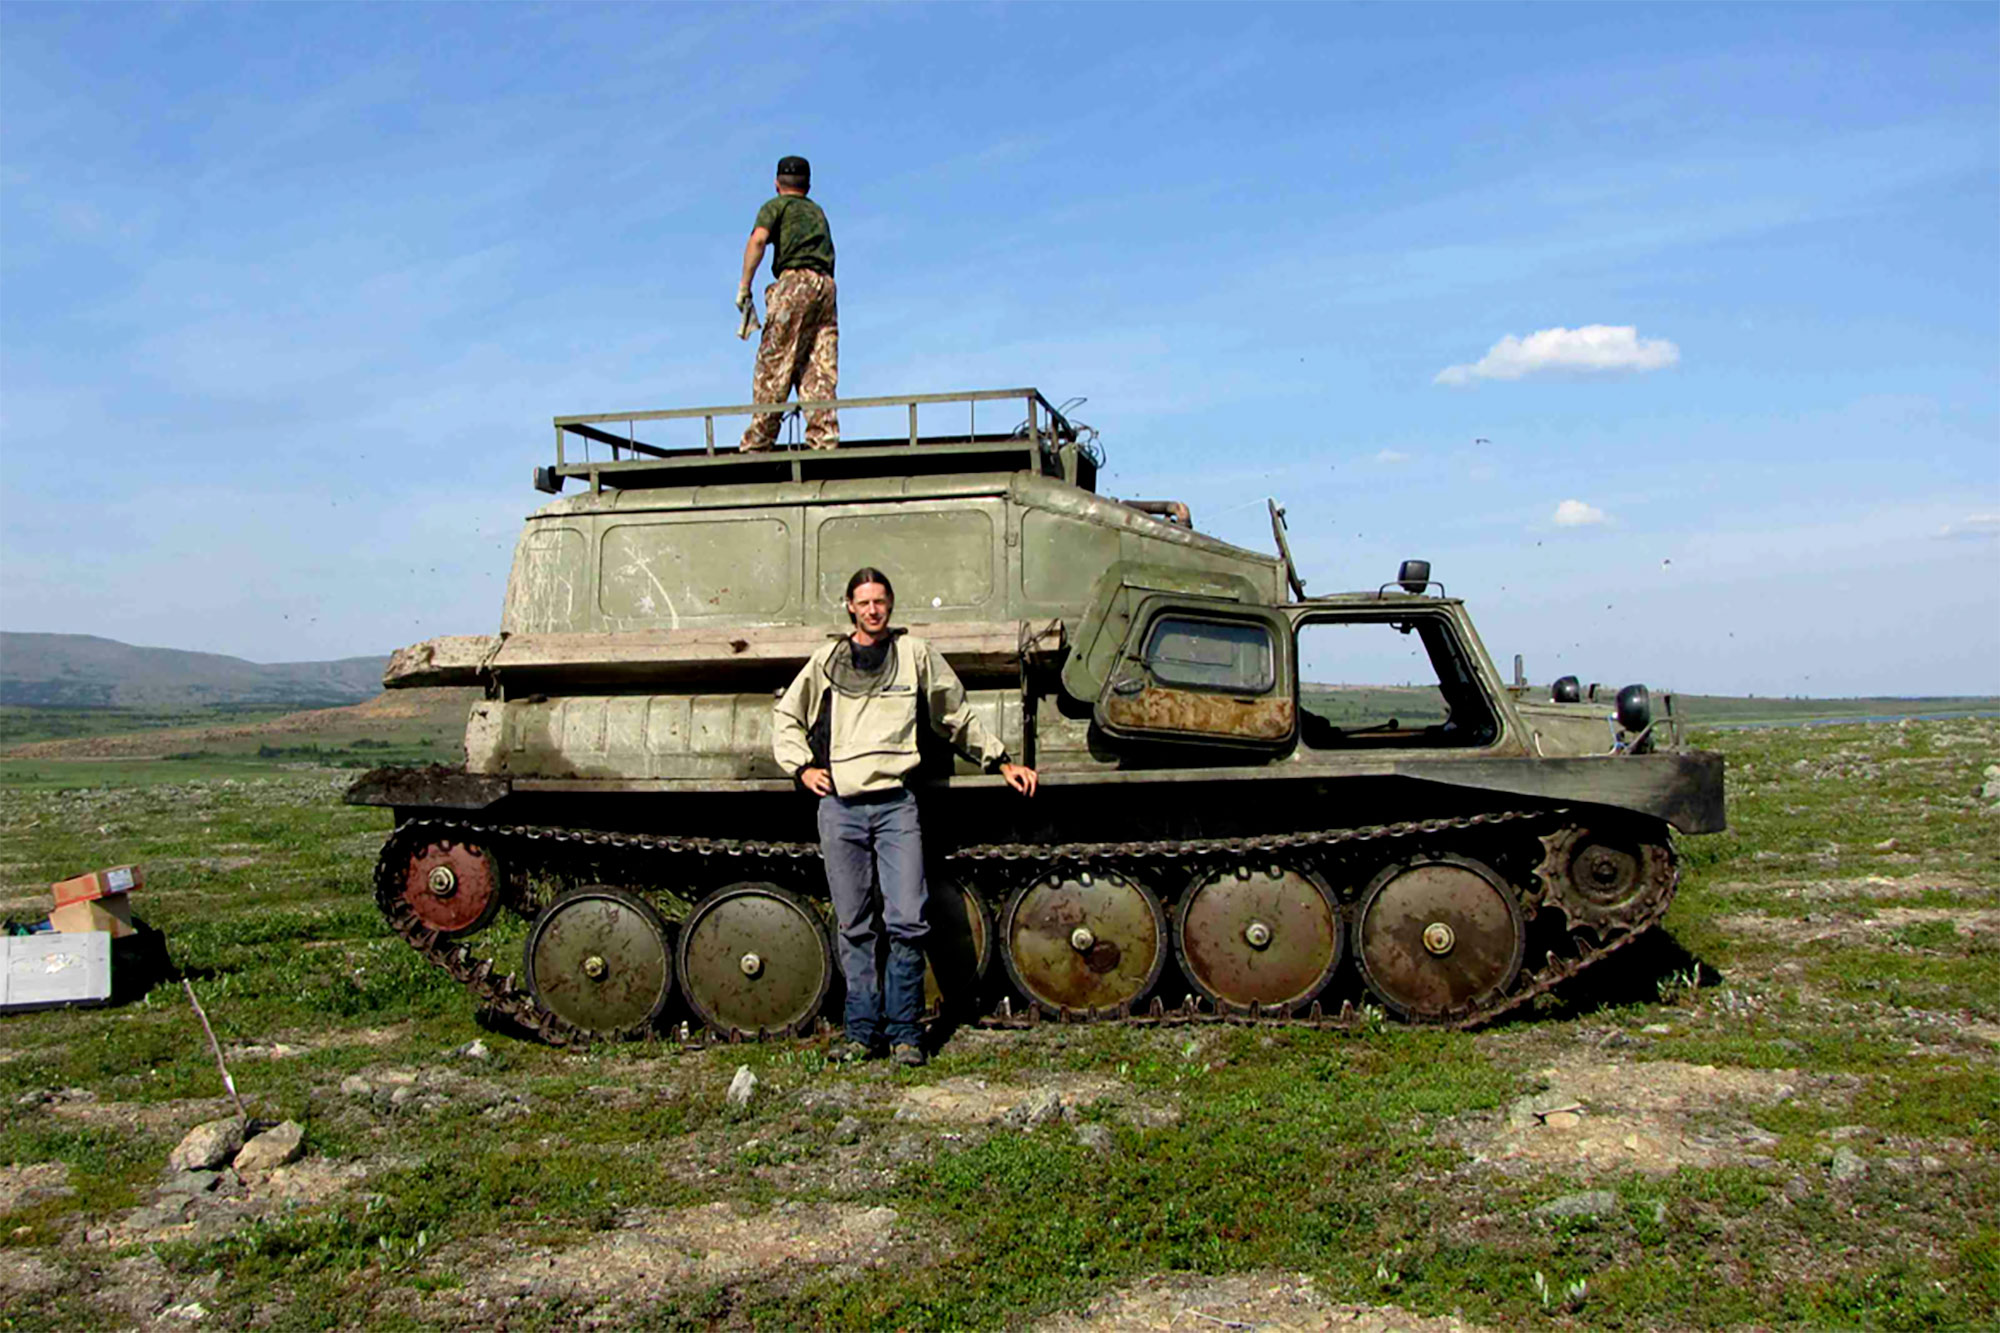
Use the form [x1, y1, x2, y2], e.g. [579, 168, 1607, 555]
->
[1, 931, 113, 1012]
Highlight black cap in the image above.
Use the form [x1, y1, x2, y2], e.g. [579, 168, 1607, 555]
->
[776, 155, 811, 179]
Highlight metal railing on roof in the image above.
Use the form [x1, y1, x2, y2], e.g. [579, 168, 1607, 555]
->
[551, 388, 1075, 466]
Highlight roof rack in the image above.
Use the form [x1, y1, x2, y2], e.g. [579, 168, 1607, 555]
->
[540, 388, 1097, 494]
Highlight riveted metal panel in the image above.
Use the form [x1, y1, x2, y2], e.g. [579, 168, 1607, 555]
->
[502, 527, 588, 633]
[599, 516, 794, 626]
[814, 505, 998, 614]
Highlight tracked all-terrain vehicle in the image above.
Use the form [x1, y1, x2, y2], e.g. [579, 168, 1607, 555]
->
[348, 388, 1724, 1044]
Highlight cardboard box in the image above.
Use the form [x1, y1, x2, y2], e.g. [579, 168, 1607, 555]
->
[50, 895, 136, 939]
[52, 865, 144, 908]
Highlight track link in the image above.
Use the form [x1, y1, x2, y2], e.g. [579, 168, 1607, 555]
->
[371, 807, 1677, 1046]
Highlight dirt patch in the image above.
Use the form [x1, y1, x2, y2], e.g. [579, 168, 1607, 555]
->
[895, 1074, 1127, 1125]
[1712, 873, 1995, 903]
[0, 1162, 72, 1213]
[99, 1157, 374, 1246]
[0, 1250, 66, 1301]
[1455, 1060, 1815, 1177]
[442, 1200, 909, 1321]
[44, 1093, 236, 1137]
[1033, 1271, 1500, 1332]
[1716, 906, 2000, 948]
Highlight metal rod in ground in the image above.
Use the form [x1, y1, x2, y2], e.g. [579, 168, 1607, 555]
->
[182, 977, 249, 1127]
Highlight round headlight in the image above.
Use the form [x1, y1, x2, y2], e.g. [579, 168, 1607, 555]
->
[1616, 684, 1652, 734]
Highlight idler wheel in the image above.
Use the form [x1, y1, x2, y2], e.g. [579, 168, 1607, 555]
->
[922, 879, 993, 1018]
[1353, 855, 1525, 1022]
[1175, 864, 1343, 1013]
[523, 887, 675, 1037]
[677, 882, 833, 1037]
[999, 870, 1167, 1017]
[400, 839, 504, 938]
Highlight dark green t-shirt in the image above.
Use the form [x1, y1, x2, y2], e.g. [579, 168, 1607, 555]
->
[754, 194, 835, 278]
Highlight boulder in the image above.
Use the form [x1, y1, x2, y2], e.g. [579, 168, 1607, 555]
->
[235, 1121, 306, 1172]
[167, 1119, 244, 1172]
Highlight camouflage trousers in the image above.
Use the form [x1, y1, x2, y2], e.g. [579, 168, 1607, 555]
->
[741, 268, 838, 451]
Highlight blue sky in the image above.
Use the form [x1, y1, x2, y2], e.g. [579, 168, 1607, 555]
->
[2, 2, 1995, 696]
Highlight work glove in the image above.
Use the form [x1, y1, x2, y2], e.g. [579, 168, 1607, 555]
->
[735, 288, 754, 315]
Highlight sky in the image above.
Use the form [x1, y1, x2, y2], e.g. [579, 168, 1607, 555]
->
[1, 2, 1995, 698]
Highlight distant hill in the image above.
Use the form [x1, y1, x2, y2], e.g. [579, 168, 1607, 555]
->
[0, 632, 387, 709]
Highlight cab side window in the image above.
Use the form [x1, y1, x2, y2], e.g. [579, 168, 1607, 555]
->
[1143, 617, 1275, 693]
[1295, 618, 1497, 748]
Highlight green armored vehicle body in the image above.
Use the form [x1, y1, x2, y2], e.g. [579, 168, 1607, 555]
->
[349, 389, 1723, 1042]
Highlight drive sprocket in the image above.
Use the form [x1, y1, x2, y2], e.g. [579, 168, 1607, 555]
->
[1535, 821, 1675, 939]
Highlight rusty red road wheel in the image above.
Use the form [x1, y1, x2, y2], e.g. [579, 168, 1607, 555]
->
[400, 839, 504, 937]
[1353, 854, 1525, 1022]
[1175, 863, 1343, 1014]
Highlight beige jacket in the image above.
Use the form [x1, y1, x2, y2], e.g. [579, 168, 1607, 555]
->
[772, 632, 1009, 797]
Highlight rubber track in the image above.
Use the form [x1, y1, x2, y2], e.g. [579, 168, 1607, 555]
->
[371, 807, 1677, 1047]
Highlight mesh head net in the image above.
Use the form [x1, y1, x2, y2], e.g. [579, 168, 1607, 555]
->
[825, 632, 901, 696]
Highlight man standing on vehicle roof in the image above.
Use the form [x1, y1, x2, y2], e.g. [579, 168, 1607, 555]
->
[736, 155, 839, 451]
[772, 568, 1038, 1067]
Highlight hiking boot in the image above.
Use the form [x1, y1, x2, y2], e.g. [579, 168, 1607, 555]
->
[828, 1040, 875, 1064]
[891, 1043, 927, 1068]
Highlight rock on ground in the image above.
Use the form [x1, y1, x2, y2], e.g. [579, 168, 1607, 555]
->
[0, 1162, 72, 1213]
[234, 1120, 305, 1171]
[168, 1118, 244, 1172]
[726, 1066, 758, 1109]
[1003, 1088, 1066, 1130]
[1032, 1271, 1502, 1332]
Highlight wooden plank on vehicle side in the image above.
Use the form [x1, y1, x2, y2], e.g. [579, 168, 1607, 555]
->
[380, 622, 1064, 688]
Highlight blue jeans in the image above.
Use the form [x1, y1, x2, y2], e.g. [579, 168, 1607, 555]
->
[817, 788, 929, 1049]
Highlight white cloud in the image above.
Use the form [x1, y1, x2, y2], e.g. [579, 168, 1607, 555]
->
[1552, 499, 1609, 527]
[1374, 449, 1410, 464]
[1435, 325, 1680, 386]
[1937, 514, 2000, 540]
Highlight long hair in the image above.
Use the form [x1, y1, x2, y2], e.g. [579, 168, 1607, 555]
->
[843, 567, 894, 624]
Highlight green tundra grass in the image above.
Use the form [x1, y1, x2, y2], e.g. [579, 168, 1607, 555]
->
[1, 715, 1995, 1331]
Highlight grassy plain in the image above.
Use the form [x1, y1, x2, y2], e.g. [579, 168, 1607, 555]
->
[0, 709, 1995, 1331]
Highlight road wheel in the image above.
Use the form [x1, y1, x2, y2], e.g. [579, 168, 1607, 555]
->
[677, 882, 834, 1038]
[1353, 855, 1525, 1022]
[522, 887, 675, 1038]
[999, 869, 1167, 1018]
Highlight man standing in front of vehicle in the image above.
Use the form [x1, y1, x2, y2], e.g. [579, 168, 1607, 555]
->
[736, 154, 838, 451]
[772, 568, 1038, 1066]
